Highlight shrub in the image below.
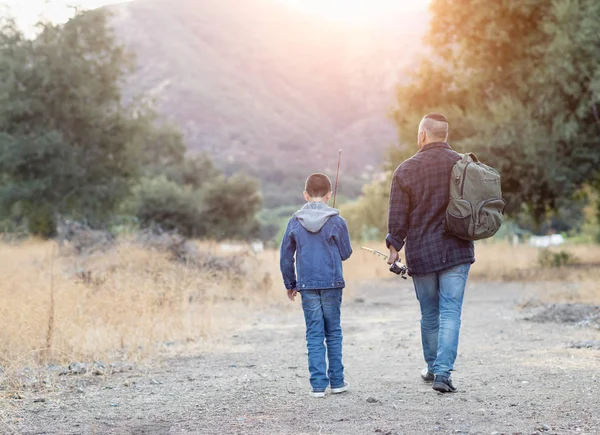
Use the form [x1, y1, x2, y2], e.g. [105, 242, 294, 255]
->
[132, 177, 204, 237]
[538, 249, 578, 268]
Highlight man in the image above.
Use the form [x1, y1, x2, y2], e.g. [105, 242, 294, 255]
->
[386, 113, 475, 393]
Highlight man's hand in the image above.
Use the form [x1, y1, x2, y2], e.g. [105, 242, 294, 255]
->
[387, 245, 399, 265]
[287, 289, 298, 301]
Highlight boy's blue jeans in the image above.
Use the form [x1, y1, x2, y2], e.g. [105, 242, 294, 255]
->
[412, 263, 471, 377]
[300, 289, 344, 392]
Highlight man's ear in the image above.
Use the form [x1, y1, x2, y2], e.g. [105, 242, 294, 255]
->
[419, 130, 426, 148]
[325, 191, 333, 203]
[303, 191, 311, 202]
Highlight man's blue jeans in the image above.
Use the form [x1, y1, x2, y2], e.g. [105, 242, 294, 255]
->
[300, 289, 344, 392]
[412, 263, 471, 377]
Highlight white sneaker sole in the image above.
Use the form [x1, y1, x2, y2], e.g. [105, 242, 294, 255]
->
[310, 391, 325, 398]
[331, 383, 349, 394]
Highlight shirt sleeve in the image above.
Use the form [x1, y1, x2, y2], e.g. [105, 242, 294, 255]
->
[386, 168, 411, 251]
[279, 219, 297, 290]
[333, 217, 353, 261]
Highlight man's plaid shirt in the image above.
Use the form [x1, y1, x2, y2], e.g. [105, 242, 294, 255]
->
[386, 142, 475, 276]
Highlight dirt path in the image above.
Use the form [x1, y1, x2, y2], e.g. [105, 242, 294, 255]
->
[9, 279, 600, 435]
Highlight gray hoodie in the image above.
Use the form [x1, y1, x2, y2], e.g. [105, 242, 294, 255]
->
[293, 202, 340, 233]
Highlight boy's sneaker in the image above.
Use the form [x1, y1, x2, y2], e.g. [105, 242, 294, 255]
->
[310, 390, 326, 398]
[420, 368, 434, 383]
[432, 375, 457, 393]
[330, 382, 349, 394]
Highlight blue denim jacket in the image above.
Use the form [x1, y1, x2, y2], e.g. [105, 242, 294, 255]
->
[280, 202, 352, 291]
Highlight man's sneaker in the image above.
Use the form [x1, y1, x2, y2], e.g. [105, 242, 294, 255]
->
[432, 375, 457, 393]
[331, 382, 349, 394]
[420, 368, 434, 383]
[310, 390, 326, 398]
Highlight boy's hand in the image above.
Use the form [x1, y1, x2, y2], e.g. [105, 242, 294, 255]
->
[387, 245, 399, 265]
[287, 289, 298, 301]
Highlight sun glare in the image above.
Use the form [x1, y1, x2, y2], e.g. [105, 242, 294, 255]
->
[279, 0, 429, 25]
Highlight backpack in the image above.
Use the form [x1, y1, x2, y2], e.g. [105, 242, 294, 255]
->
[445, 153, 505, 241]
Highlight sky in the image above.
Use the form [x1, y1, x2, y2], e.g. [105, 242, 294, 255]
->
[1, 0, 430, 35]
[1, 0, 129, 36]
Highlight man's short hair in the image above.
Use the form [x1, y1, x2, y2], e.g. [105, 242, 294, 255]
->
[421, 113, 449, 140]
[424, 112, 448, 123]
[305, 173, 332, 198]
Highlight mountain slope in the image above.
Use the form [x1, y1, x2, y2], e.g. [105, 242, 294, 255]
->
[109, 0, 428, 205]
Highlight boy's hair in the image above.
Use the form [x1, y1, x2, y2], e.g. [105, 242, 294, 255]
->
[305, 173, 332, 198]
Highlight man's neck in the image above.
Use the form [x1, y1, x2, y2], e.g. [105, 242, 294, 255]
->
[420, 139, 446, 149]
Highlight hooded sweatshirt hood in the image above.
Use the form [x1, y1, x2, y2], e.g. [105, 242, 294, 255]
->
[293, 202, 340, 233]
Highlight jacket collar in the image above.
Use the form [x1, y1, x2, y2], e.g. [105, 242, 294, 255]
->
[418, 141, 452, 153]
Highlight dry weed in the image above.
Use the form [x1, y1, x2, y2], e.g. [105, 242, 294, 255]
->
[1, 239, 597, 385]
[0, 239, 280, 379]
[338, 242, 600, 302]
[469, 242, 600, 282]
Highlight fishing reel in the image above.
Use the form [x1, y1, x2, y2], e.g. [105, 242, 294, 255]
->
[360, 246, 409, 280]
[390, 260, 408, 279]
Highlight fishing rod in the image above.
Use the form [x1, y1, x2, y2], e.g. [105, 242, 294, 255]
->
[361, 246, 408, 279]
[332, 149, 341, 208]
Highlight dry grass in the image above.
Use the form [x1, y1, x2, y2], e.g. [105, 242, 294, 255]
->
[469, 242, 600, 282]
[1, 239, 598, 390]
[350, 242, 600, 303]
[0, 240, 278, 380]
[471, 242, 600, 305]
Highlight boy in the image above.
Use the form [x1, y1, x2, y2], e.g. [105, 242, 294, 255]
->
[280, 173, 353, 398]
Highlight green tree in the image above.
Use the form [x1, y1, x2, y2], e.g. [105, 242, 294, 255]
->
[201, 175, 262, 240]
[0, 9, 265, 240]
[131, 173, 262, 240]
[176, 154, 222, 190]
[132, 176, 204, 237]
[135, 115, 187, 176]
[0, 10, 140, 235]
[390, 0, 600, 225]
[340, 178, 389, 241]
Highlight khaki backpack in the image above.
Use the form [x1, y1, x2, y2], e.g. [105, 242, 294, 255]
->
[445, 153, 505, 241]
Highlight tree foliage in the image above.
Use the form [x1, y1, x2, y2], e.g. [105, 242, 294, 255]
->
[131, 176, 204, 237]
[340, 178, 389, 242]
[131, 174, 262, 240]
[0, 9, 263, 240]
[390, 0, 600, 224]
[0, 10, 139, 234]
[201, 175, 262, 240]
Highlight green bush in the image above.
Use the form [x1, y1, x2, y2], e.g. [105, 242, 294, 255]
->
[26, 208, 57, 238]
[132, 177, 204, 237]
[130, 174, 263, 240]
[339, 178, 389, 242]
[201, 175, 262, 240]
[538, 249, 578, 269]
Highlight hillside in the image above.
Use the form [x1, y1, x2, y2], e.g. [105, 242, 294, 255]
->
[109, 0, 428, 206]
